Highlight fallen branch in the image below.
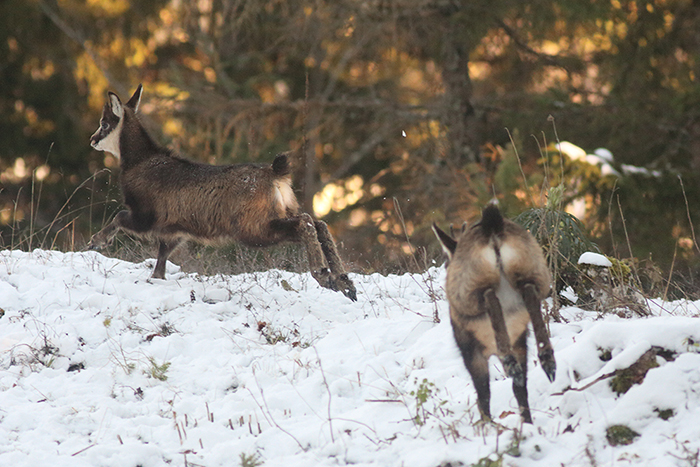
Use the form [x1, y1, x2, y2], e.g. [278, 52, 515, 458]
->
[551, 370, 619, 397]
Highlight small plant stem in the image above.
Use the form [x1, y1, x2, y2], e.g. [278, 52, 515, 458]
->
[249, 369, 307, 451]
[315, 348, 335, 443]
[616, 195, 643, 289]
[506, 127, 536, 207]
[678, 175, 700, 255]
[663, 243, 678, 302]
[41, 170, 106, 249]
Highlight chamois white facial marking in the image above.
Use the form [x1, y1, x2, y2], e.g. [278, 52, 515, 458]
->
[91, 117, 124, 159]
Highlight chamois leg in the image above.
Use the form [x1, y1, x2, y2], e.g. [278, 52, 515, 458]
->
[520, 283, 556, 382]
[88, 210, 134, 250]
[269, 214, 334, 292]
[314, 220, 357, 301]
[152, 239, 183, 279]
[483, 288, 524, 386]
[453, 323, 492, 421]
[512, 330, 533, 423]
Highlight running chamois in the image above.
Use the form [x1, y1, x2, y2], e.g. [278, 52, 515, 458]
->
[88, 84, 356, 301]
[433, 204, 556, 423]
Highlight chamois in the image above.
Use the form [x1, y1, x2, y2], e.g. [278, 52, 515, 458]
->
[88, 84, 356, 301]
[432, 204, 556, 423]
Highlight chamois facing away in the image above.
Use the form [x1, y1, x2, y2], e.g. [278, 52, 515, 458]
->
[432, 204, 556, 423]
[88, 84, 357, 301]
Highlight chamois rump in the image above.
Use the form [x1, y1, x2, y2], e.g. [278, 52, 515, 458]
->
[88, 84, 356, 301]
[432, 204, 556, 423]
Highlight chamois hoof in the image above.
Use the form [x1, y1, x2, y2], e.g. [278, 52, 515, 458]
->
[334, 274, 357, 302]
[539, 349, 557, 382]
[502, 355, 525, 386]
[312, 269, 357, 301]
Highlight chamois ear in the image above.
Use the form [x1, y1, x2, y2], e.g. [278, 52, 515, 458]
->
[450, 221, 468, 238]
[125, 84, 143, 113]
[108, 92, 124, 118]
[432, 223, 457, 260]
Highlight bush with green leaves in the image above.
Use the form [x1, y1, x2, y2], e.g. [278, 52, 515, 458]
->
[514, 186, 599, 295]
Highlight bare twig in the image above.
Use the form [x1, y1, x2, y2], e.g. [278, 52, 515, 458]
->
[249, 368, 307, 451]
[71, 443, 97, 456]
[551, 369, 619, 397]
[37, 1, 127, 96]
[496, 19, 571, 68]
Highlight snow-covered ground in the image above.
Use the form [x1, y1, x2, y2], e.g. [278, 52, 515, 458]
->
[1, 249, 700, 466]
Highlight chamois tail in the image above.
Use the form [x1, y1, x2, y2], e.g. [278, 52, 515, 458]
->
[272, 152, 291, 176]
[480, 203, 505, 237]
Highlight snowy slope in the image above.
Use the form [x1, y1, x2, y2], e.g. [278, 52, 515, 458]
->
[1, 249, 700, 466]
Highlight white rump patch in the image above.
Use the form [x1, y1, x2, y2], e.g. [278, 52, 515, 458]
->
[498, 242, 519, 269]
[273, 178, 298, 215]
[478, 244, 498, 268]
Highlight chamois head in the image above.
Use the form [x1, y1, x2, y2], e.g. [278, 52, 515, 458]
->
[90, 84, 143, 159]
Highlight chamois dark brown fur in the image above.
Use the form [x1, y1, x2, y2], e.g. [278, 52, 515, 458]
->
[433, 204, 556, 423]
[88, 84, 356, 301]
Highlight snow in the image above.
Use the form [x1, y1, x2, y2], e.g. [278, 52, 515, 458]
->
[2, 249, 700, 466]
[593, 148, 614, 163]
[557, 142, 587, 161]
[578, 251, 613, 267]
[621, 164, 663, 178]
[557, 141, 666, 180]
[556, 142, 621, 178]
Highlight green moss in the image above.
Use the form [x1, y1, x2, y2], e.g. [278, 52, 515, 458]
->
[471, 457, 502, 467]
[608, 257, 632, 281]
[606, 425, 640, 446]
[655, 408, 674, 420]
[610, 371, 636, 395]
[239, 452, 263, 467]
[609, 349, 659, 395]
[146, 357, 171, 381]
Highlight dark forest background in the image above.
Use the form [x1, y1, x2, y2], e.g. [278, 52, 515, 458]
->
[3, 0, 700, 285]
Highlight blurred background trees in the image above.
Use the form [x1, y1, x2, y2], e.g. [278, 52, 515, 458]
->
[2, 0, 700, 285]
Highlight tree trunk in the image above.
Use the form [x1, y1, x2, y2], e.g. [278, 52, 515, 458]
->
[442, 34, 482, 166]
